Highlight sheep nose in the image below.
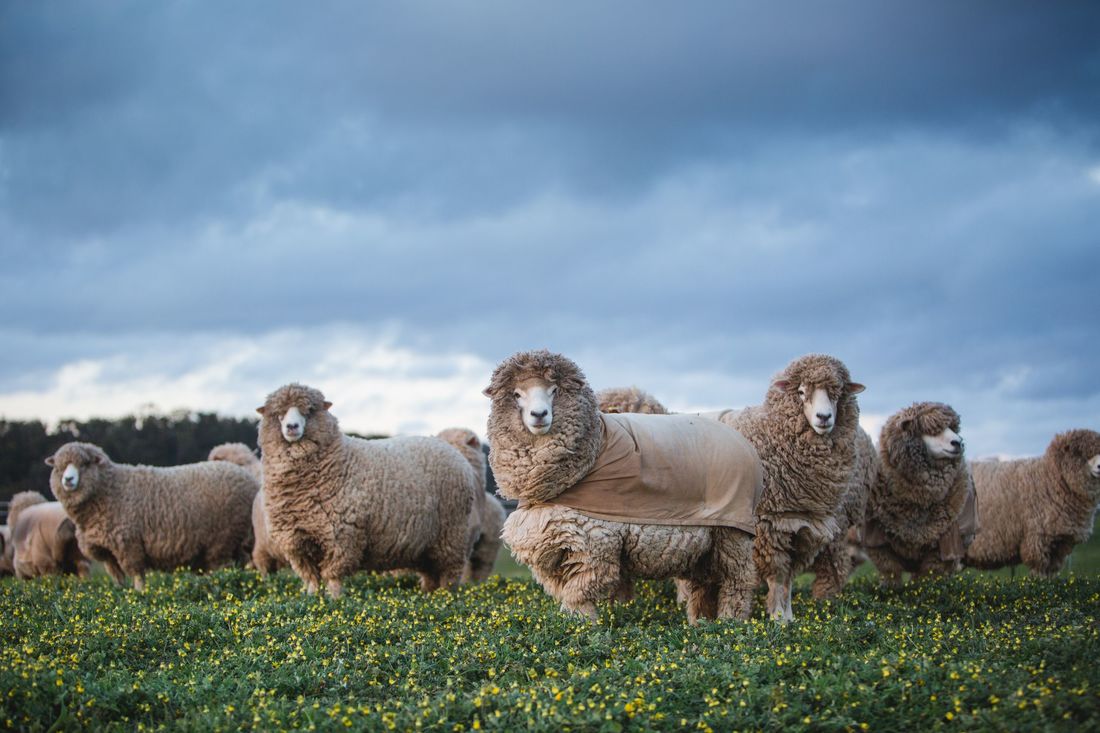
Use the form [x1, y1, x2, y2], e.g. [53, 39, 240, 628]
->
[530, 409, 548, 419]
[950, 439, 961, 449]
[286, 422, 299, 431]
[816, 413, 833, 422]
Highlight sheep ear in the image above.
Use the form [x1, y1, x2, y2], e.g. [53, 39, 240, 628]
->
[92, 453, 105, 465]
[482, 385, 496, 398]
[846, 382, 866, 395]
[256, 406, 266, 416]
[771, 379, 791, 392]
[323, 401, 333, 411]
[45, 456, 55, 466]
[466, 435, 479, 448]
[900, 418, 914, 432]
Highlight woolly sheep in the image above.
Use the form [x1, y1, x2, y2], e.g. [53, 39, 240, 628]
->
[720, 353, 865, 621]
[596, 386, 669, 415]
[0, 525, 11, 575]
[965, 429, 1100, 576]
[46, 442, 259, 590]
[863, 402, 978, 583]
[437, 427, 505, 582]
[8, 491, 89, 579]
[257, 383, 477, 598]
[487, 350, 762, 623]
[207, 442, 284, 575]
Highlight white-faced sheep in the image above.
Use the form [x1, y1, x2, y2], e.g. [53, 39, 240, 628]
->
[965, 429, 1100, 576]
[257, 383, 477, 598]
[719, 353, 865, 621]
[487, 350, 762, 623]
[207, 442, 284, 575]
[7, 491, 89, 579]
[808, 425, 879, 599]
[596, 386, 669, 415]
[436, 427, 505, 582]
[46, 442, 259, 590]
[862, 402, 978, 583]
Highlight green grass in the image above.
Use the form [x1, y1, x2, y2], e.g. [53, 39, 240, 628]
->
[2, 553, 1099, 731]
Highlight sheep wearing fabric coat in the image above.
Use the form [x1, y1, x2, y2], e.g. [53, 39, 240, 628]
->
[965, 429, 1100, 576]
[863, 402, 978, 583]
[7, 491, 89, 579]
[487, 350, 762, 623]
[436, 427, 505, 582]
[46, 443, 258, 590]
[258, 383, 477, 598]
[720, 353, 864, 622]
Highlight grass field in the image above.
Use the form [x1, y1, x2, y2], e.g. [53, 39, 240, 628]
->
[2, 528, 1099, 731]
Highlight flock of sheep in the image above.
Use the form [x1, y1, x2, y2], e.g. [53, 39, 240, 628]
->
[2, 349, 1099, 625]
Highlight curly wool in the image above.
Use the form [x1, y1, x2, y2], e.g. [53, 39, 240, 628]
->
[810, 425, 879, 599]
[47, 442, 258, 589]
[8, 491, 87, 579]
[485, 350, 603, 504]
[249, 488, 286, 576]
[965, 429, 1100, 576]
[208, 442, 264, 484]
[489, 350, 757, 622]
[437, 427, 505, 582]
[865, 403, 974, 579]
[259, 383, 476, 596]
[596, 386, 669, 415]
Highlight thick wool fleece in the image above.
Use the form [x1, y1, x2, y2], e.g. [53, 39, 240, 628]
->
[437, 427, 505, 582]
[259, 384, 476, 597]
[9, 492, 88, 579]
[208, 442, 264, 483]
[47, 442, 258, 590]
[810, 425, 879, 599]
[722, 353, 862, 619]
[0, 526, 12, 576]
[965, 429, 1100, 576]
[488, 350, 757, 623]
[596, 386, 669, 415]
[249, 488, 287, 576]
[864, 403, 976, 583]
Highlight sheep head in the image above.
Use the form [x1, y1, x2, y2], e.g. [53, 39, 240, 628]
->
[257, 383, 339, 457]
[885, 401, 965, 469]
[208, 442, 259, 467]
[768, 353, 864, 438]
[1046, 429, 1100, 497]
[45, 442, 112, 506]
[483, 350, 602, 502]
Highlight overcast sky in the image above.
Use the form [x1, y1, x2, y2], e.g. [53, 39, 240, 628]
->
[2, 2, 1098, 457]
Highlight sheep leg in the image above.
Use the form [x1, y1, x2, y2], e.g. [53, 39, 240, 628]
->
[683, 581, 718, 624]
[287, 556, 322, 594]
[755, 523, 792, 622]
[557, 552, 622, 622]
[1021, 534, 1058, 577]
[865, 545, 905, 587]
[117, 552, 147, 592]
[612, 578, 635, 603]
[323, 576, 344, 599]
[714, 530, 756, 621]
[810, 538, 850, 600]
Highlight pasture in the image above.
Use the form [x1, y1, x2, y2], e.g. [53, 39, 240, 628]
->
[2, 533, 1099, 732]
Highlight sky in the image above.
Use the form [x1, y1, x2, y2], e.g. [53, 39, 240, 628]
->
[2, 2, 1099, 458]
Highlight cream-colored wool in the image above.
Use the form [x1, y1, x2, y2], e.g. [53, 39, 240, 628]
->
[720, 353, 864, 621]
[810, 425, 879, 599]
[208, 442, 264, 484]
[487, 350, 758, 623]
[863, 403, 977, 583]
[47, 443, 259, 590]
[258, 384, 477, 598]
[437, 428, 505, 582]
[965, 429, 1100, 576]
[0, 525, 12, 576]
[596, 386, 669, 415]
[248, 488, 287, 576]
[8, 491, 89, 579]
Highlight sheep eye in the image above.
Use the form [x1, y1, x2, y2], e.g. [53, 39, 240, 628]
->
[513, 392, 521, 400]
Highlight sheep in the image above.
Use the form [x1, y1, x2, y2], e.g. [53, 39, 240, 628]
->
[208, 442, 264, 483]
[809, 425, 879, 599]
[45, 442, 259, 590]
[257, 383, 477, 598]
[7, 490, 89, 579]
[436, 427, 506, 582]
[0, 525, 12, 576]
[596, 386, 669, 415]
[719, 353, 865, 621]
[965, 429, 1100, 576]
[486, 350, 762, 623]
[862, 402, 978, 584]
[206, 442, 284, 576]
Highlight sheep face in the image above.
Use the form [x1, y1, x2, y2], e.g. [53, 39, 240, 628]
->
[513, 378, 558, 436]
[1090, 454, 1100, 480]
[1046, 429, 1100, 496]
[257, 383, 334, 448]
[45, 442, 110, 505]
[770, 354, 864, 438]
[922, 428, 963, 460]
